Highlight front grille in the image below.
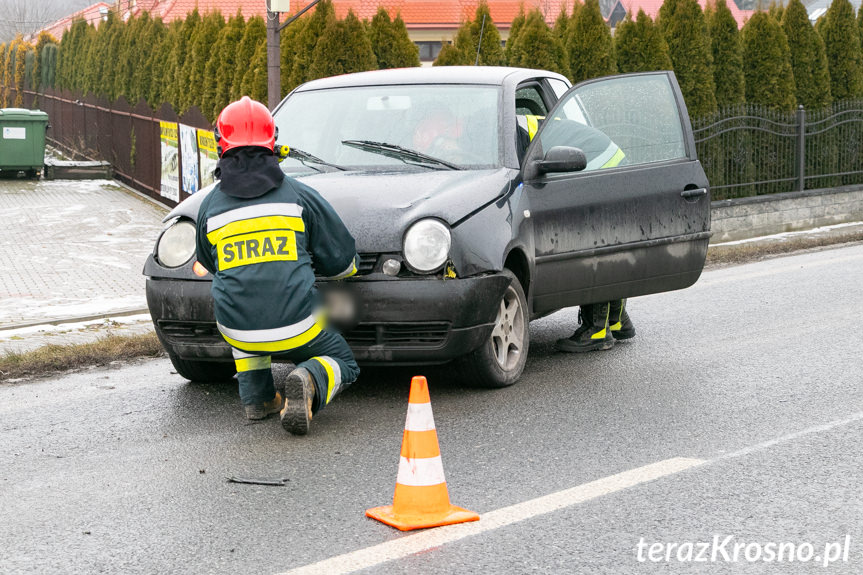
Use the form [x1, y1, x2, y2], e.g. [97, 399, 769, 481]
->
[157, 320, 224, 343]
[344, 322, 450, 348]
[314, 253, 379, 278]
[357, 253, 378, 274]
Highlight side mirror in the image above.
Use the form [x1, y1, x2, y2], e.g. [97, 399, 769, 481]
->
[534, 146, 587, 174]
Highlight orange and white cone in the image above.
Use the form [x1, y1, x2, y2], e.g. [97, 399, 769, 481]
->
[366, 375, 480, 531]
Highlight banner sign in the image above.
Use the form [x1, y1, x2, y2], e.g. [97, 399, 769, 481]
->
[197, 129, 219, 189]
[159, 121, 179, 202]
[179, 123, 199, 195]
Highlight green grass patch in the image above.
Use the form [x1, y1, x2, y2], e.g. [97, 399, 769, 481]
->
[0, 332, 165, 382]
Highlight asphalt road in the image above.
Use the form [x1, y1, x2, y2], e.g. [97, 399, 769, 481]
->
[2, 244, 863, 574]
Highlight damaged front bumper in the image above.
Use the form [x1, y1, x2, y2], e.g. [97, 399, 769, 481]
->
[145, 270, 510, 365]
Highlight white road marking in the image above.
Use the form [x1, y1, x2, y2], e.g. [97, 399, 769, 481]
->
[277, 409, 863, 575]
[276, 457, 705, 575]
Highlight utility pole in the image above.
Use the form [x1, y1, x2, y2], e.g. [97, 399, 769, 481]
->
[266, 6, 281, 111]
[267, 0, 323, 112]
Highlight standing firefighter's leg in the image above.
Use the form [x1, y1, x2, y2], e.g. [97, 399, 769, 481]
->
[232, 349, 282, 420]
[608, 299, 636, 340]
[279, 329, 360, 435]
[555, 301, 616, 353]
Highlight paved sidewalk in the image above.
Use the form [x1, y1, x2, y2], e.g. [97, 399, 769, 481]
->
[0, 176, 167, 354]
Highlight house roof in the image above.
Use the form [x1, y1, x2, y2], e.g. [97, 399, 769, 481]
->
[120, 0, 567, 29]
[618, 0, 753, 28]
[40, 2, 113, 41]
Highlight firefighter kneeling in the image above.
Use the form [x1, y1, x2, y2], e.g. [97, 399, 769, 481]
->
[195, 96, 360, 435]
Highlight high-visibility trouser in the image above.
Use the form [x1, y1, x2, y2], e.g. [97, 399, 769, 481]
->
[230, 329, 359, 413]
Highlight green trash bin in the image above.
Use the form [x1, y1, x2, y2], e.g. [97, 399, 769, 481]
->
[0, 108, 49, 178]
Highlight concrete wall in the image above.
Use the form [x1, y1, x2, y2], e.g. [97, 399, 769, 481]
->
[710, 185, 863, 243]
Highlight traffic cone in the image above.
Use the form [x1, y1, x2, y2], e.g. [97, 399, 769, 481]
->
[366, 375, 480, 531]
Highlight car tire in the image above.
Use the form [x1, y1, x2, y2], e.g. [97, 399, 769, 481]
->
[168, 355, 236, 383]
[460, 269, 529, 388]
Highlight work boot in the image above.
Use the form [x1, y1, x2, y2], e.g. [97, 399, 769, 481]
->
[280, 367, 316, 435]
[556, 302, 615, 353]
[608, 299, 636, 340]
[244, 392, 284, 421]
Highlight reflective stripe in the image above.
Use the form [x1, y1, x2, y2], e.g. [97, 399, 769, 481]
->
[590, 328, 607, 339]
[325, 259, 358, 281]
[219, 314, 317, 343]
[206, 215, 305, 243]
[396, 455, 447, 487]
[313, 356, 342, 403]
[609, 322, 622, 331]
[206, 203, 303, 234]
[218, 315, 324, 352]
[600, 147, 625, 169]
[587, 142, 623, 171]
[231, 348, 257, 360]
[235, 355, 271, 372]
[404, 402, 436, 432]
[526, 115, 542, 140]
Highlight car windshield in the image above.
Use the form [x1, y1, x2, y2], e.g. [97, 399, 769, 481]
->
[273, 85, 500, 170]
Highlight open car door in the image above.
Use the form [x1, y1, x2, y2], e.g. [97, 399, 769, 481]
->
[521, 71, 711, 314]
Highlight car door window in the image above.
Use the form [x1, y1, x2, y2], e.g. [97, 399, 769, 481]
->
[515, 85, 549, 117]
[538, 73, 687, 170]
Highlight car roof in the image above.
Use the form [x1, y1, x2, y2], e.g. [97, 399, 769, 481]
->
[293, 66, 570, 92]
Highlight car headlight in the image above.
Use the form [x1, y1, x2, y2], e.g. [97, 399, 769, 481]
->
[403, 219, 451, 273]
[157, 219, 197, 268]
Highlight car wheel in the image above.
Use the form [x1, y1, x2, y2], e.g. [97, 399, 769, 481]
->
[168, 355, 236, 383]
[460, 269, 529, 388]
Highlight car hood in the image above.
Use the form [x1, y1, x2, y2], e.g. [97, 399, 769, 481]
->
[164, 168, 515, 251]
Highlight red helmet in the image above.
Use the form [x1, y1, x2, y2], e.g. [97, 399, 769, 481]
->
[215, 96, 276, 155]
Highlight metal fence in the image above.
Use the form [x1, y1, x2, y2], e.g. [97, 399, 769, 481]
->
[10, 87, 210, 207]
[693, 101, 863, 201]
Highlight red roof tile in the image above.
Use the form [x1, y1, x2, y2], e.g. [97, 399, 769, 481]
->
[40, 2, 113, 41]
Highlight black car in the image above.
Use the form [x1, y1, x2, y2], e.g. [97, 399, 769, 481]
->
[144, 66, 710, 387]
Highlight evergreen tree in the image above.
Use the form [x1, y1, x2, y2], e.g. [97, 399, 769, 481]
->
[768, 1, 785, 22]
[43, 44, 58, 90]
[116, 12, 152, 103]
[279, 14, 305, 97]
[32, 31, 56, 91]
[708, 0, 744, 106]
[615, 10, 672, 73]
[783, 0, 832, 108]
[553, 6, 569, 41]
[101, 13, 127, 98]
[183, 11, 224, 113]
[241, 41, 268, 104]
[511, 9, 568, 74]
[819, 0, 863, 100]
[506, 6, 527, 65]
[288, 0, 335, 89]
[369, 10, 419, 69]
[742, 12, 795, 109]
[148, 20, 181, 107]
[13, 43, 28, 106]
[133, 16, 166, 108]
[471, 1, 506, 65]
[658, 0, 717, 117]
[433, 24, 473, 65]
[166, 9, 201, 109]
[231, 15, 266, 99]
[205, 11, 245, 116]
[309, 10, 377, 79]
[566, 0, 615, 83]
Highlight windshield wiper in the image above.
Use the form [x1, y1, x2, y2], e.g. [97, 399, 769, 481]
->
[276, 145, 346, 172]
[341, 140, 461, 170]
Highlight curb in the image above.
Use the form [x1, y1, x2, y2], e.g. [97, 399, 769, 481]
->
[0, 308, 151, 333]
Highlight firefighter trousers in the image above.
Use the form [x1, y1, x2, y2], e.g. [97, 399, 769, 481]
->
[230, 328, 359, 414]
